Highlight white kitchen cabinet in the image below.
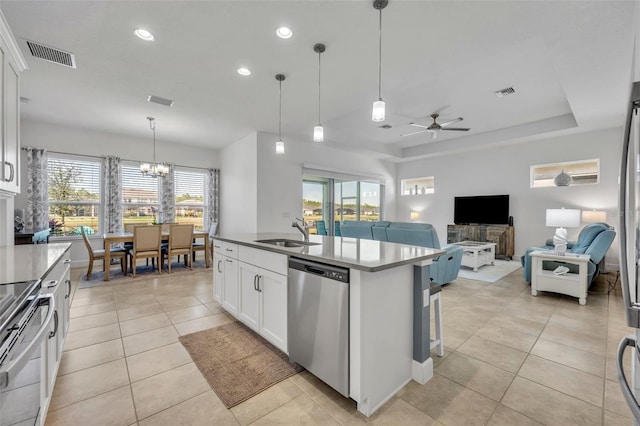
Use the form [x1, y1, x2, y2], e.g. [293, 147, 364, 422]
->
[40, 249, 71, 423]
[237, 246, 288, 353]
[213, 240, 239, 317]
[0, 12, 26, 194]
[213, 251, 223, 303]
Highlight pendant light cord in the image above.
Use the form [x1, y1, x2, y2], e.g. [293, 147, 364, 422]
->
[378, 7, 382, 100]
[318, 50, 322, 125]
[149, 117, 156, 163]
[278, 80, 282, 139]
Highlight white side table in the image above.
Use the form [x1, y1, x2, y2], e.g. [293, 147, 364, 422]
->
[530, 250, 591, 305]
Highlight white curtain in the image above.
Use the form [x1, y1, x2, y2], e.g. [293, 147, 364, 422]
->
[206, 168, 219, 231]
[103, 156, 122, 232]
[25, 148, 48, 230]
[160, 164, 175, 223]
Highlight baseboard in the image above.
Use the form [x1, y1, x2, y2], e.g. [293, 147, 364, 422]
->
[411, 357, 434, 384]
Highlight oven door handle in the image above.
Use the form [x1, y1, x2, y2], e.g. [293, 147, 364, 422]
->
[0, 293, 55, 389]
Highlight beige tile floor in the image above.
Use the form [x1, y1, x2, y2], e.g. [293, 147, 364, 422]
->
[44, 266, 632, 425]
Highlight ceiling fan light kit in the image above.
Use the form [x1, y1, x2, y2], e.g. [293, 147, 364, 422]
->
[372, 0, 388, 122]
[401, 113, 471, 139]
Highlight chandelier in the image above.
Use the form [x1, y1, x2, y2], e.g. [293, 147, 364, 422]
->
[140, 116, 168, 177]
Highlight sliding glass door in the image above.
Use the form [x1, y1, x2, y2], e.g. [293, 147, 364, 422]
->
[303, 176, 383, 236]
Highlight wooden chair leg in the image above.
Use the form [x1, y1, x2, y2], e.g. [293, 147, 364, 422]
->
[132, 256, 137, 278]
[120, 257, 126, 275]
[156, 255, 161, 274]
[86, 260, 93, 280]
[168, 254, 172, 274]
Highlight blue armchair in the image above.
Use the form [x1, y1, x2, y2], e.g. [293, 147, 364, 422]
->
[520, 222, 615, 284]
[341, 221, 463, 286]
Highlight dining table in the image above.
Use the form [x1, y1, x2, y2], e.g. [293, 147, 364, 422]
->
[102, 229, 211, 281]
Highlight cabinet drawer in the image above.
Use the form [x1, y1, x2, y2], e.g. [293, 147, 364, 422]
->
[42, 251, 71, 286]
[239, 246, 287, 275]
[220, 242, 238, 259]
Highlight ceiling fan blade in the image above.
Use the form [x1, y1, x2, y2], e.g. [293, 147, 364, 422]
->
[441, 127, 470, 132]
[409, 123, 430, 129]
[400, 129, 428, 137]
[439, 117, 463, 127]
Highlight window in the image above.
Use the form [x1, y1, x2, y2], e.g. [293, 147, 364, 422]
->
[175, 168, 207, 230]
[48, 154, 102, 235]
[121, 162, 160, 227]
[401, 176, 434, 195]
[530, 159, 599, 188]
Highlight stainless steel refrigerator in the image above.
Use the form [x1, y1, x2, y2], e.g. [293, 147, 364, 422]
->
[617, 79, 640, 422]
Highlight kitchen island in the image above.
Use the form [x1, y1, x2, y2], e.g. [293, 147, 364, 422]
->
[212, 233, 444, 417]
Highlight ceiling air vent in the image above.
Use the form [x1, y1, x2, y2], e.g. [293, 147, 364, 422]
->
[26, 40, 76, 68]
[147, 95, 174, 107]
[494, 87, 515, 98]
[379, 124, 392, 129]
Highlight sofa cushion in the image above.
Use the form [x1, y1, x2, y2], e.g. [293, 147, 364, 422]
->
[372, 221, 391, 241]
[386, 223, 441, 249]
[340, 221, 374, 239]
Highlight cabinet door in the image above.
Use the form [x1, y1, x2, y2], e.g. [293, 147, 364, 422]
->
[238, 262, 261, 331]
[3, 58, 18, 193]
[213, 252, 223, 303]
[259, 269, 288, 353]
[222, 257, 239, 316]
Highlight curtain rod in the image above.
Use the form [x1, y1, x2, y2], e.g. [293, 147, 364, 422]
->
[22, 147, 216, 172]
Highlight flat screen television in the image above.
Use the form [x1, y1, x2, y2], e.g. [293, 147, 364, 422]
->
[454, 195, 510, 225]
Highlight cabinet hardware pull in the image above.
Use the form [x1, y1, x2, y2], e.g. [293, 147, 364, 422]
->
[49, 310, 59, 339]
[225, 248, 233, 252]
[217, 260, 222, 273]
[253, 274, 258, 291]
[63, 259, 71, 265]
[257, 275, 263, 292]
[226, 258, 232, 263]
[44, 280, 59, 288]
[4, 161, 14, 182]
[65, 279, 71, 299]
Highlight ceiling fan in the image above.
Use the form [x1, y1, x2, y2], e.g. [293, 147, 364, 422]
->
[401, 113, 470, 139]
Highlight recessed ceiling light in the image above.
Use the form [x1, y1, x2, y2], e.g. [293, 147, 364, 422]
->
[134, 28, 154, 41]
[237, 67, 251, 76]
[276, 27, 292, 39]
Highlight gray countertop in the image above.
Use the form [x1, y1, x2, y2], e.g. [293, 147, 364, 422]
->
[0, 243, 71, 284]
[214, 233, 444, 272]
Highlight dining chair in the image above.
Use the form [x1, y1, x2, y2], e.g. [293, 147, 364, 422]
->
[128, 225, 162, 278]
[81, 225, 127, 280]
[162, 224, 194, 273]
[192, 222, 217, 264]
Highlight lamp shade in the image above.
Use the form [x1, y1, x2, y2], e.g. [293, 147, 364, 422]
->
[410, 211, 419, 221]
[545, 209, 581, 228]
[581, 210, 607, 224]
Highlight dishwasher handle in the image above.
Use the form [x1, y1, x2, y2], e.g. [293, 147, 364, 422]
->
[305, 266, 326, 276]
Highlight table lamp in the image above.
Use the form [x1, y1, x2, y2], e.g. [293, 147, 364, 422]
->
[581, 209, 607, 224]
[410, 211, 419, 221]
[546, 208, 581, 255]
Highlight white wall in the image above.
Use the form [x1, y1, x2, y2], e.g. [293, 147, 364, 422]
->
[397, 127, 622, 268]
[220, 132, 258, 235]
[254, 132, 397, 233]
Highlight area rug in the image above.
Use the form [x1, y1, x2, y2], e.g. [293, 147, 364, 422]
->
[457, 259, 522, 283]
[179, 321, 303, 408]
[79, 258, 209, 289]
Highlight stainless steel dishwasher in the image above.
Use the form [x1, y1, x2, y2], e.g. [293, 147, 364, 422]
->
[288, 257, 350, 397]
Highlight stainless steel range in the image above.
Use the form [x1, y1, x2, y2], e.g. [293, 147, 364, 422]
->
[0, 279, 55, 426]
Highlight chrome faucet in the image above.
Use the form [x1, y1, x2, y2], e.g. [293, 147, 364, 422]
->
[292, 218, 309, 241]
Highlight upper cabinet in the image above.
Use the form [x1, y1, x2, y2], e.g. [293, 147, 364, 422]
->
[0, 11, 27, 194]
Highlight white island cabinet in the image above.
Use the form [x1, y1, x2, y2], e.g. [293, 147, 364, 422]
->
[238, 246, 287, 353]
[212, 233, 443, 417]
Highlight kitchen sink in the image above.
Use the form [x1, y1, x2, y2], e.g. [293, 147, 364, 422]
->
[254, 239, 321, 248]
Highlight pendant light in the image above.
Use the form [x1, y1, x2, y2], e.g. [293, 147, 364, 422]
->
[140, 117, 168, 177]
[275, 74, 286, 154]
[313, 43, 325, 142]
[372, 0, 388, 122]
